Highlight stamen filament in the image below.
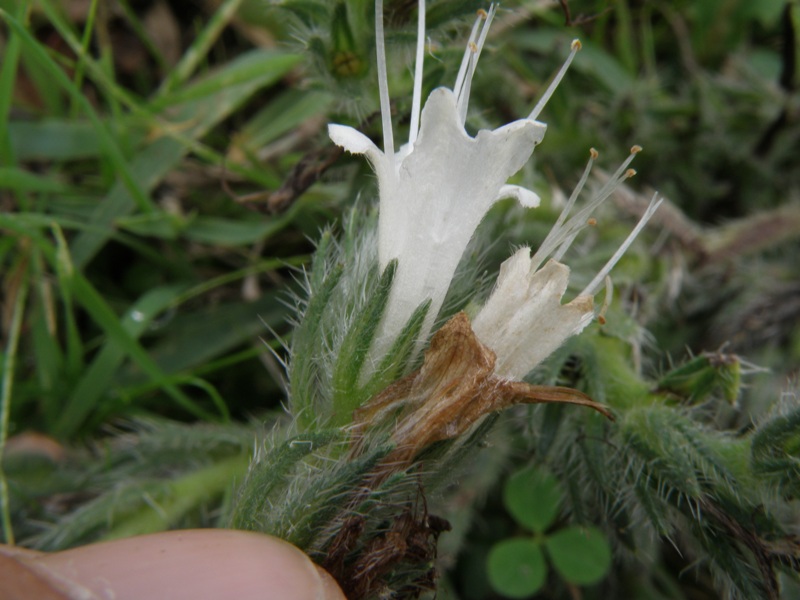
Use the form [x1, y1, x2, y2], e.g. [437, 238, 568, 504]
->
[532, 146, 647, 270]
[551, 230, 581, 262]
[453, 11, 484, 102]
[457, 53, 476, 125]
[531, 148, 597, 268]
[597, 276, 613, 324]
[529, 39, 581, 121]
[457, 4, 497, 124]
[375, 0, 394, 163]
[408, 0, 427, 144]
[580, 193, 662, 297]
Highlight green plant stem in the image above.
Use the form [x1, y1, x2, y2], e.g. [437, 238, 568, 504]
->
[0, 8, 156, 216]
[0, 1, 28, 166]
[69, 0, 100, 118]
[157, 0, 246, 96]
[100, 454, 250, 541]
[172, 255, 309, 307]
[0, 261, 30, 545]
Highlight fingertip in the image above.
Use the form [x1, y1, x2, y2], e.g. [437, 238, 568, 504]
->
[25, 530, 347, 600]
[314, 564, 348, 600]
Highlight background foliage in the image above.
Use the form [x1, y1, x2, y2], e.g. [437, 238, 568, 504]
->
[1, 0, 799, 598]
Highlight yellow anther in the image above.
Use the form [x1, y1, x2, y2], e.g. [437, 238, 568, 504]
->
[631, 145, 643, 154]
[477, 8, 488, 19]
[469, 42, 478, 53]
[571, 39, 582, 51]
[625, 168, 637, 178]
[588, 217, 597, 226]
[589, 148, 599, 160]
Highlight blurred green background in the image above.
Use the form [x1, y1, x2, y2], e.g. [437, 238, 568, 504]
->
[1, 0, 799, 597]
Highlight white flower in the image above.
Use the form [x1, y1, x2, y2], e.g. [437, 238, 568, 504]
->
[329, 3, 580, 366]
[329, 0, 660, 379]
[473, 253, 595, 380]
[473, 146, 661, 380]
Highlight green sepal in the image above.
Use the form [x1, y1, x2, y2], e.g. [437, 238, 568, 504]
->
[278, 443, 391, 551]
[330, 260, 397, 427]
[656, 353, 741, 405]
[229, 429, 343, 532]
[310, 228, 335, 291]
[291, 260, 345, 431]
[229, 428, 394, 554]
[359, 297, 431, 402]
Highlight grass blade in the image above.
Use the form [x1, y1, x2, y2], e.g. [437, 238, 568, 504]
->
[0, 255, 29, 545]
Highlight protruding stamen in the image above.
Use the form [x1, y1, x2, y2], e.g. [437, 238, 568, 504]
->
[533, 146, 649, 269]
[375, 0, 394, 162]
[631, 144, 643, 154]
[597, 276, 613, 325]
[408, 0, 427, 145]
[453, 11, 485, 101]
[456, 3, 497, 124]
[593, 149, 640, 200]
[531, 147, 597, 268]
[580, 193, 662, 297]
[551, 230, 581, 261]
[528, 38, 582, 121]
[473, 7, 494, 60]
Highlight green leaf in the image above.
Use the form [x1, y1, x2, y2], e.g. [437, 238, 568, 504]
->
[752, 405, 800, 496]
[503, 465, 563, 533]
[0, 0, 24, 164]
[68, 48, 300, 268]
[182, 216, 292, 246]
[0, 168, 71, 193]
[544, 526, 612, 586]
[125, 293, 283, 379]
[232, 89, 333, 154]
[55, 284, 189, 438]
[157, 0, 246, 95]
[0, 8, 156, 217]
[487, 538, 546, 599]
[100, 454, 250, 541]
[742, 0, 786, 26]
[6, 120, 129, 161]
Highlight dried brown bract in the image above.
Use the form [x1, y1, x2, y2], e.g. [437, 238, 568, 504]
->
[353, 312, 613, 472]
